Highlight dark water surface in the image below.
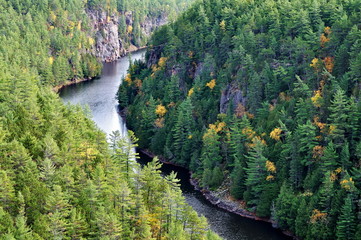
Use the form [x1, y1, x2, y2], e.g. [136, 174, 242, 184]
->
[59, 50, 291, 240]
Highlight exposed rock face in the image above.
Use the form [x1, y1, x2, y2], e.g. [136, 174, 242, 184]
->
[87, 9, 168, 62]
[146, 45, 164, 68]
[220, 81, 247, 114]
[141, 14, 168, 37]
[87, 10, 125, 62]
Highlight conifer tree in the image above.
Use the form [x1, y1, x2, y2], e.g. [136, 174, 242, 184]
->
[295, 198, 309, 239]
[328, 88, 350, 147]
[0, 170, 15, 212]
[45, 185, 70, 239]
[244, 139, 268, 205]
[295, 120, 317, 166]
[275, 183, 296, 230]
[336, 195, 356, 240]
[172, 98, 194, 166]
[13, 192, 33, 240]
[321, 141, 338, 174]
[95, 207, 123, 239]
[68, 208, 88, 239]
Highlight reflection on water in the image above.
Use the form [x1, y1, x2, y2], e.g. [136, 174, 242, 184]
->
[59, 50, 291, 240]
[59, 51, 144, 137]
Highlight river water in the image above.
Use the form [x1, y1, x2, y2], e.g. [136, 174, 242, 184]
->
[59, 50, 291, 240]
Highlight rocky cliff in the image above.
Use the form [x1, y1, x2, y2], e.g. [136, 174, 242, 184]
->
[141, 14, 168, 37]
[87, 10, 125, 62]
[87, 9, 168, 62]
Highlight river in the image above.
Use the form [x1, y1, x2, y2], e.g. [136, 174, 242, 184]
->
[59, 50, 291, 240]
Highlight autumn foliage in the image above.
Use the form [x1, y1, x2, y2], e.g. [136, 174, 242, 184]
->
[155, 104, 167, 117]
[206, 79, 216, 89]
[270, 128, 282, 141]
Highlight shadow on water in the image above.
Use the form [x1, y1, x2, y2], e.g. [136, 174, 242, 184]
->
[137, 151, 292, 240]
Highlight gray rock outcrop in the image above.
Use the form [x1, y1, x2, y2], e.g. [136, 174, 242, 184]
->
[220, 81, 247, 114]
[87, 10, 125, 62]
[87, 9, 168, 62]
[141, 14, 168, 37]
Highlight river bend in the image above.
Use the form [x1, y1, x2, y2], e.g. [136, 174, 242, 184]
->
[60, 50, 290, 240]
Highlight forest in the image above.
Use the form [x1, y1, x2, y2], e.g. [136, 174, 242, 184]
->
[0, 0, 221, 239]
[0, 0, 192, 87]
[115, 0, 194, 47]
[119, 0, 361, 239]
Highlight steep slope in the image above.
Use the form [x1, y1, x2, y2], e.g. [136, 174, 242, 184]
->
[0, 0, 220, 239]
[86, 0, 195, 62]
[119, 0, 361, 239]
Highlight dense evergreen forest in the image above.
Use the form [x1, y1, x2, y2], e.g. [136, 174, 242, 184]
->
[0, 0, 192, 87]
[119, 0, 361, 239]
[0, 0, 221, 239]
[0, 0, 102, 87]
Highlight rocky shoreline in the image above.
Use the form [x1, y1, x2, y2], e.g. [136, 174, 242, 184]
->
[138, 148, 297, 239]
[126, 45, 147, 54]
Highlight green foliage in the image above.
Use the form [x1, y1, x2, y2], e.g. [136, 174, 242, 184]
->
[0, 0, 103, 87]
[244, 140, 268, 205]
[120, 0, 361, 238]
[336, 195, 356, 240]
[0, 0, 218, 239]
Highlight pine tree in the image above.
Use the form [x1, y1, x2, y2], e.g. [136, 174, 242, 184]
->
[318, 173, 335, 211]
[229, 116, 250, 197]
[117, 84, 129, 109]
[172, 98, 194, 166]
[328, 88, 350, 147]
[295, 198, 309, 239]
[13, 192, 33, 240]
[210, 166, 223, 188]
[201, 129, 221, 170]
[275, 183, 296, 230]
[45, 185, 70, 239]
[139, 96, 157, 148]
[336, 195, 356, 240]
[295, 120, 317, 166]
[68, 208, 88, 240]
[321, 141, 338, 174]
[230, 158, 246, 199]
[340, 142, 352, 170]
[39, 158, 56, 187]
[109, 130, 138, 183]
[95, 207, 123, 239]
[0, 207, 14, 235]
[81, 180, 101, 227]
[0, 170, 15, 212]
[244, 139, 268, 205]
[164, 75, 181, 104]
